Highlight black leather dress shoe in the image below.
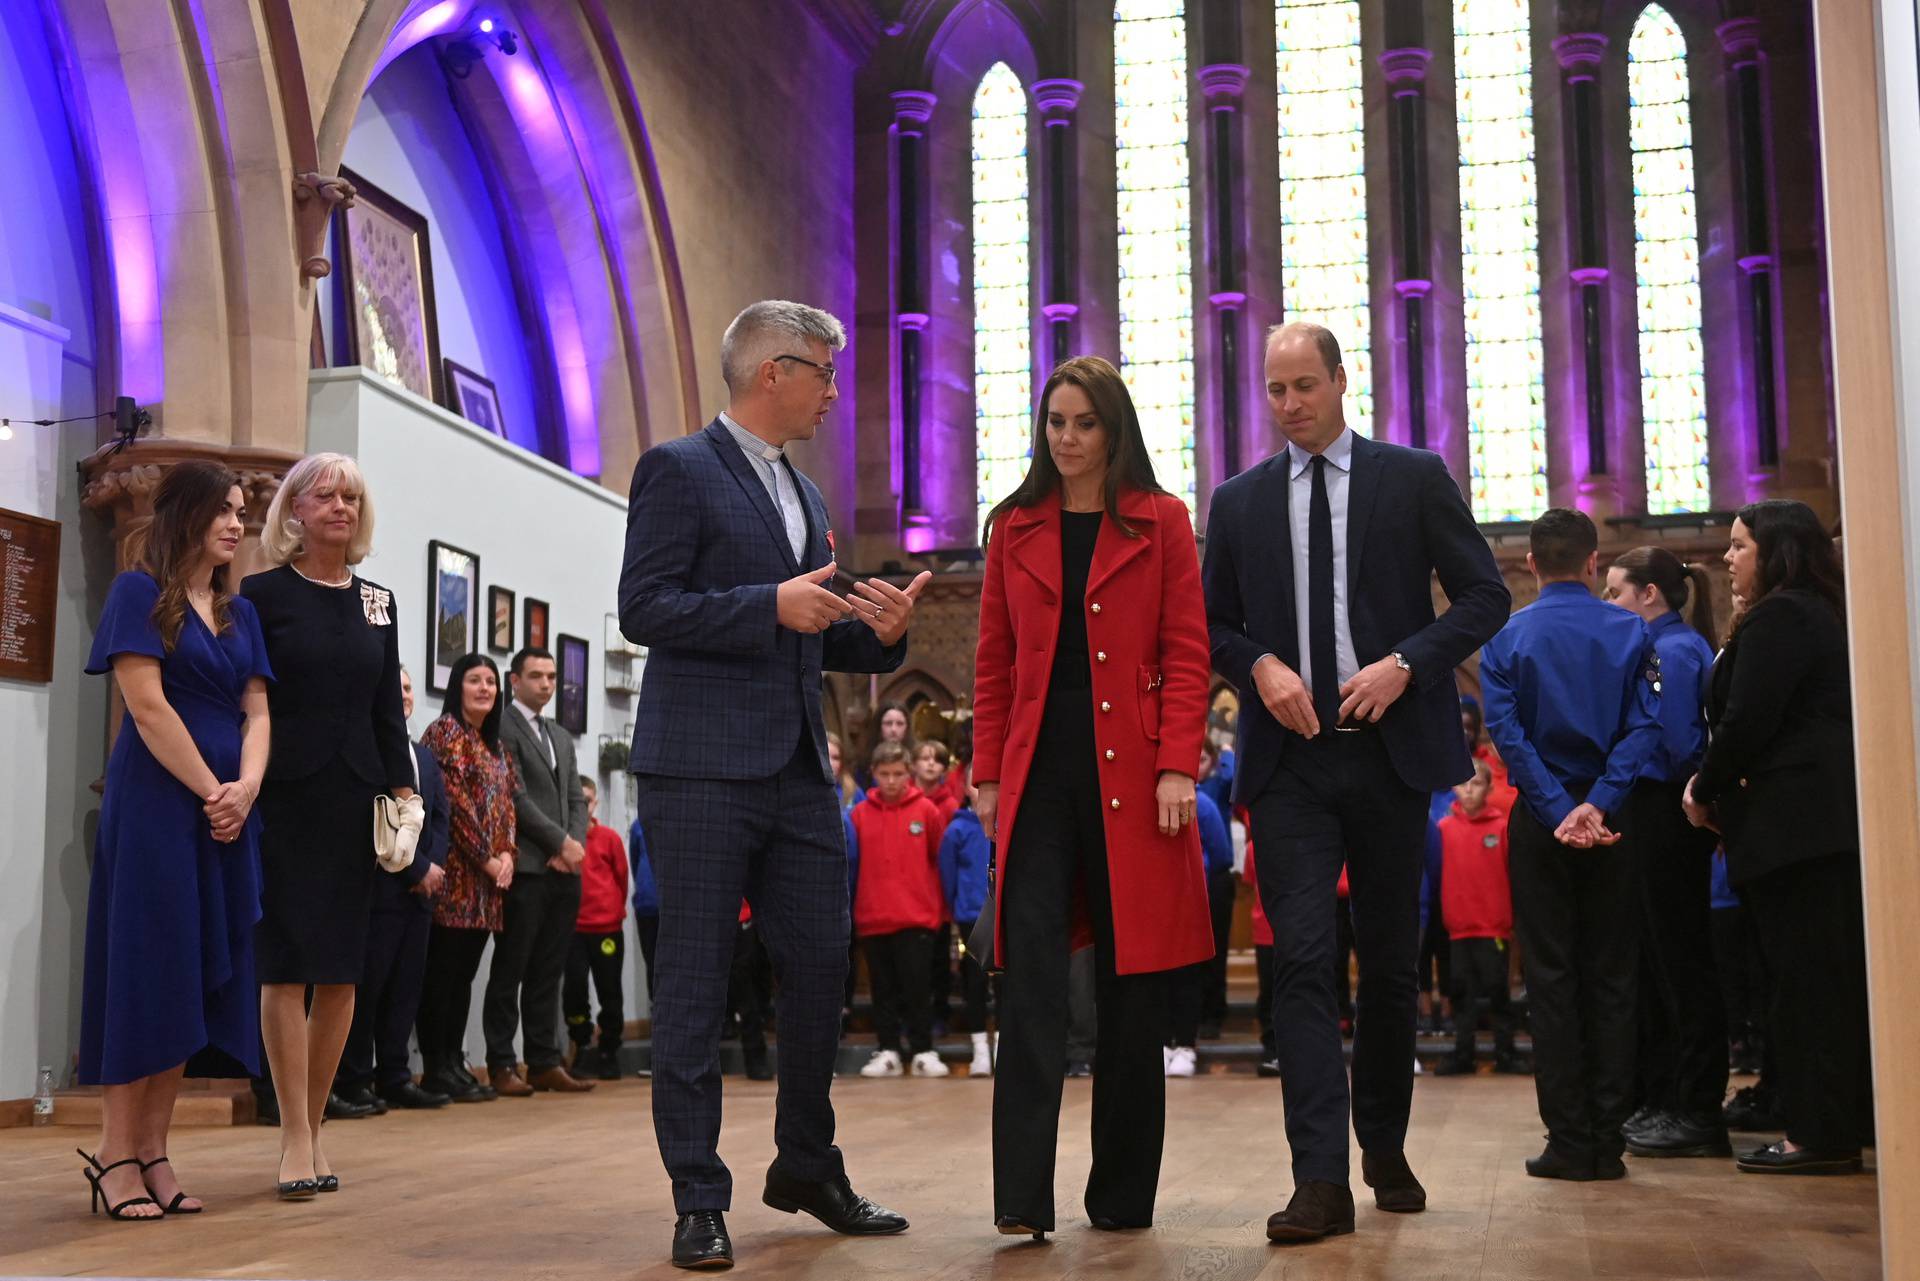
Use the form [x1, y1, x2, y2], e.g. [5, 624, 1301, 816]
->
[995, 1214, 1048, 1240]
[1088, 1215, 1151, 1231]
[762, 1165, 908, 1235]
[1525, 1146, 1601, 1181]
[1626, 1112, 1733, 1158]
[324, 1091, 376, 1120]
[671, 1210, 732, 1270]
[378, 1080, 451, 1110]
[1361, 1149, 1427, 1212]
[1265, 1180, 1355, 1243]
[336, 1085, 388, 1116]
[1736, 1141, 1862, 1175]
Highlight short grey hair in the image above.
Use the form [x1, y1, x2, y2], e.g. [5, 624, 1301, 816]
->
[720, 300, 846, 391]
[1264, 321, 1343, 378]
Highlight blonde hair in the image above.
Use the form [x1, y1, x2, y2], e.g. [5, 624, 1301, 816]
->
[262, 452, 376, 566]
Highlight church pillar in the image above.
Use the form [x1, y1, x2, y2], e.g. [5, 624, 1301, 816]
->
[1553, 32, 1619, 523]
[1198, 63, 1251, 480]
[1034, 78, 1084, 372]
[891, 90, 935, 542]
[1380, 47, 1433, 452]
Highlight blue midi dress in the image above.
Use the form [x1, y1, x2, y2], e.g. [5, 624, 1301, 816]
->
[78, 571, 273, 1084]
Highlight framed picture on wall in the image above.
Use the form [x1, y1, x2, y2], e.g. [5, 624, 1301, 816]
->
[445, 359, 505, 438]
[556, 633, 589, 736]
[333, 166, 443, 405]
[426, 540, 481, 694]
[523, 597, 550, 652]
[488, 585, 516, 653]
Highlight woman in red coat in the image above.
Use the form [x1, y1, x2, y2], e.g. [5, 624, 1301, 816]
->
[973, 355, 1214, 1239]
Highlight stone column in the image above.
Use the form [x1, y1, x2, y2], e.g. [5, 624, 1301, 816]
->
[1718, 18, 1783, 490]
[1034, 79, 1084, 372]
[1553, 33, 1618, 520]
[1198, 63, 1251, 479]
[1380, 48, 1433, 450]
[891, 90, 935, 534]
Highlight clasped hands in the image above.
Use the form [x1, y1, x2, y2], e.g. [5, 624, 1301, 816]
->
[546, 836, 588, 875]
[1252, 654, 1412, 739]
[775, 563, 934, 646]
[204, 779, 257, 844]
[1554, 802, 1620, 849]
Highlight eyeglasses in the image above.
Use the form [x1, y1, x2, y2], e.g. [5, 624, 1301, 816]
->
[775, 354, 837, 384]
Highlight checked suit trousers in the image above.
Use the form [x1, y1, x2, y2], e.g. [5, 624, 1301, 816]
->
[636, 738, 851, 1213]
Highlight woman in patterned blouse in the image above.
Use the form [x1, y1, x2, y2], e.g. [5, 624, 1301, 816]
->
[415, 653, 518, 1103]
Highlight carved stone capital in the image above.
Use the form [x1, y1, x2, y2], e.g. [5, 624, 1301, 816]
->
[1379, 48, 1434, 87]
[1717, 18, 1762, 64]
[891, 90, 937, 131]
[1552, 33, 1608, 73]
[293, 171, 356, 280]
[1196, 63, 1251, 107]
[81, 440, 304, 570]
[1033, 78, 1084, 123]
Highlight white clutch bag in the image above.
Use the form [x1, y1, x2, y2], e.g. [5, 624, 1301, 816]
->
[373, 792, 425, 873]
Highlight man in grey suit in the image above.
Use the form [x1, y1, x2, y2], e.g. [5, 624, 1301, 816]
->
[483, 645, 596, 1095]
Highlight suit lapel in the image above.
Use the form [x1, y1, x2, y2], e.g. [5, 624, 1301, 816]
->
[509, 705, 558, 791]
[1254, 454, 1296, 633]
[1344, 432, 1381, 599]
[1086, 490, 1158, 597]
[703, 420, 802, 576]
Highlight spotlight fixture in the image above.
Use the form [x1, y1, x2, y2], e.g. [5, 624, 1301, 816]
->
[478, 16, 494, 31]
[439, 19, 519, 78]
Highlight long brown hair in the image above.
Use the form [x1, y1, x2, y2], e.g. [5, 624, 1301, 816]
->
[139, 461, 242, 651]
[1611, 545, 1717, 642]
[1734, 499, 1846, 627]
[981, 355, 1166, 546]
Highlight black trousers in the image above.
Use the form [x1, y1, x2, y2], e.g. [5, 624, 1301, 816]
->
[637, 914, 660, 1006]
[1249, 728, 1427, 1185]
[1201, 867, 1235, 1027]
[1740, 851, 1873, 1152]
[1627, 780, 1726, 1119]
[1448, 937, 1516, 1063]
[929, 921, 955, 1025]
[993, 685, 1169, 1229]
[564, 931, 626, 1052]
[1419, 920, 1452, 1001]
[865, 928, 935, 1054]
[728, 923, 767, 1054]
[416, 924, 490, 1073]
[1254, 943, 1277, 1057]
[1335, 895, 1358, 1020]
[483, 870, 582, 1072]
[955, 918, 992, 1032]
[1710, 903, 1767, 1053]
[1509, 801, 1638, 1161]
[1167, 960, 1203, 1048]
[340, 903, 432, 1090]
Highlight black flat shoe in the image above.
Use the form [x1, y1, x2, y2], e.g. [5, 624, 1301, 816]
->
[277, 1177, 318, 1200]
[1088, 1215, 1150, 1231]
[377, 1080, 451, 1110]
[1361, 1149, 1427, 1213]
[324, 1091, 376, 1120]
[672, 1209, 732, 1270]
[1736, 1141, 1862, 1175]
[1265, 1180, 1355, 1243]
[995, 1214, 1048, 1240]
[138, 1155, 202, 1214]
[1525, 1146, 1601, 1181]
[762, 1164, 908, 1235]
[1626, 1113, 1733, 1158]
[316, 1174, 340, 1193]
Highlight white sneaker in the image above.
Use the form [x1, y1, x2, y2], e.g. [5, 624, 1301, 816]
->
[1166, 1046, 1197, 1077]
[910, 1050, 950, 1078]
[1413, 1057, 1425, 1076]
[1162, 1046, 1175, 1074]
[968, 1032, 993, 1077]
[859, 1049, 903, 1078]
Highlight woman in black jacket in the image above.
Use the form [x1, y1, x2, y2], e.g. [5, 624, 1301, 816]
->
[1683, 499, 1870, 1175]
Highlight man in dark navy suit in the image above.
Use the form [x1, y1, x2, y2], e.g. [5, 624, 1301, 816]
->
[620, 300, 931, 1271]
[1203, 323, 1510, 1243]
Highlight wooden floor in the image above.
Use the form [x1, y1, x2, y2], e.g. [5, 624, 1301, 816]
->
[0, 1074, 1881, 1280]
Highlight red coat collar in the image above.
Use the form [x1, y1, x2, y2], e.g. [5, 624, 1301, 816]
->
[1004, 489, 1162, 603]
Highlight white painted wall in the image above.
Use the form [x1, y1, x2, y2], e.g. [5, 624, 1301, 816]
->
[308, 367, 652, 1060]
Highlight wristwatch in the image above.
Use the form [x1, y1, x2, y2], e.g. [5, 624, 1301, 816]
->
[1390, 651, 1413, 677]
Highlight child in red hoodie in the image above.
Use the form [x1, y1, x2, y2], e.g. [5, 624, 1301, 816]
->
[851, 741, 949, 1078]
[1434, 760, 1525, 1075]
[565, 778, 630, 1080]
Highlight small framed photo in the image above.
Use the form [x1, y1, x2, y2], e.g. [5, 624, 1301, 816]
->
[488, 585, 516, 653]
[445, 359, 505, 438]
[556, 633, 590, 736]
[426, 541, 481, 694]
[333, 168, 442, 405]
[523, 597, 550, 652]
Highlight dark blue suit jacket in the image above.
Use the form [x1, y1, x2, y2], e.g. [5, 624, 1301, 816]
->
[375, 742, 449, 911]
[619, 419, 906, 781]
[1203, 433, 1511, 798]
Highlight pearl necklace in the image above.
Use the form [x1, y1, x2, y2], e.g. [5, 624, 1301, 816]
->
[291, 563, 354, 589]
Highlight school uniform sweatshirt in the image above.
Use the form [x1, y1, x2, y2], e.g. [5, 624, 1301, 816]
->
[850, 784, 948, 938]
[1437, 802, 1512, 941]
[576, 822, 631, 933]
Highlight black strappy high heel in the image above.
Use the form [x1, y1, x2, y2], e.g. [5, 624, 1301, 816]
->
[138, 1155, 202, 1214]
[79, 1150, 161, 1221]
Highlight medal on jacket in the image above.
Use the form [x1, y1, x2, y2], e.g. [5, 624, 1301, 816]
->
[361, 583, 393, 626]
[1645, 652, 1663, 695]
[909, 821, 925, 835]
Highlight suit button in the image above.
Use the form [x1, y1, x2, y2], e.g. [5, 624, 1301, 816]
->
[1105, 749, 1116, 761]
[1090, 602, 1102, 614]
[1100, 701, 1112, 713]
[1096, 651, 1108, 663]
[1110, 798, 1121, 810]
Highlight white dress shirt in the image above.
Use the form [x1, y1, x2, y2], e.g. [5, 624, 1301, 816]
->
[721, 411, 807, 562]
[1287, 427, 1359, 693]
[514, 698, 555, 770]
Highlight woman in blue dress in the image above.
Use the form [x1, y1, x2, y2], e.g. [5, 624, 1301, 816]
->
[80, 460, 272, 1219]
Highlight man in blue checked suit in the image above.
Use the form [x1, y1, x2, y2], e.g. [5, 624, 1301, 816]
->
[620, 300, 931, 1271]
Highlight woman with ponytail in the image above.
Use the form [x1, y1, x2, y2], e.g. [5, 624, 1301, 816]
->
[78, 461, 273, 1218]
[1602, 546, 1726, 1158]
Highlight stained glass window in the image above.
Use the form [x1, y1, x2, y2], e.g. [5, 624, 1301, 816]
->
[1630, 5, 1710, 513]
[1454, 0, 1546, 522]
[1277, 0, 1370, 432]
[1115, 0, 1195, 507]
[973, 63, 1033, 535]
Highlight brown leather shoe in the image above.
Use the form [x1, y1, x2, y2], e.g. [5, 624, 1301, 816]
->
[489, 1067, 534, 1098]
[1265, 1180, 1355, 1243]
[1360, 1149, 1427, 1212]
[529, 1065, 596, 1093]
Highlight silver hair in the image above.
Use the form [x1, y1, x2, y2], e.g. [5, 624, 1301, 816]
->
[720, 300, 846, 391]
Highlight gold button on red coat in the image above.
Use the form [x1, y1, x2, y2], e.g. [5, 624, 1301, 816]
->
[1105, 749, 1116, 760]
[1096, 651, 1108, 662]
[1100, 701, 1112, 713]
[1110, 798, 1121, 810]
[1090, 602, 1102, 613]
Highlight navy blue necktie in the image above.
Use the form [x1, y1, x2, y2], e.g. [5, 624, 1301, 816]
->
[1308, 454, 1340, 732]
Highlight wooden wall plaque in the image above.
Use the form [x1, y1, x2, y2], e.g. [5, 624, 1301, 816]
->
[0, 507, 59, 684]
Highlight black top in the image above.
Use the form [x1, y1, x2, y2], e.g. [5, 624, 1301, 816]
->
[240, 565, 413, 790]
[1051, 509, 1103, 692]
[1695, 588, 1858, 885]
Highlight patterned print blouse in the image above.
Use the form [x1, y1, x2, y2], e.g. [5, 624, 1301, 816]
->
[421, 714, 518, 932]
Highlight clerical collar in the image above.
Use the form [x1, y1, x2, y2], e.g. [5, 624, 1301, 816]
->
[720, 411, 784, 462]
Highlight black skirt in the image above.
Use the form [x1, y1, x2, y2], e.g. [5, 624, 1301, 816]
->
[255, 757, 379, 984]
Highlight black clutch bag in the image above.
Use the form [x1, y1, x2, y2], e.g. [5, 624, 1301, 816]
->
[963, 849, 1001, 975]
